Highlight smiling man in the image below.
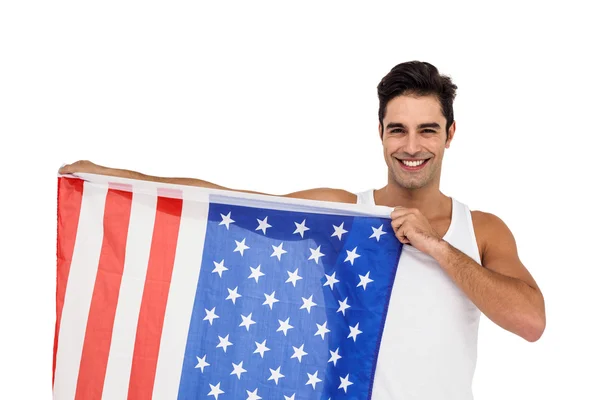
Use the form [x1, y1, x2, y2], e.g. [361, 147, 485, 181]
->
[60, 60, 545, 399]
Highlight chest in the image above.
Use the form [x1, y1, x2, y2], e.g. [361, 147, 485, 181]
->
[430, 211, 484, 263]
[430, 215, 452, 238]
[393, 249, 474, 310]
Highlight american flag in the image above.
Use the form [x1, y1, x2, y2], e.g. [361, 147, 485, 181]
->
[54, 173, 402, 400]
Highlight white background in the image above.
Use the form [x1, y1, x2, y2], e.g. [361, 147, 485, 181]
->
[1, 1, 599, 398]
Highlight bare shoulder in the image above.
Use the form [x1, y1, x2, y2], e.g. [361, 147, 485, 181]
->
[285, 188, 357, 204]
[470, 210, 516, 263]
[471, 210, 510, 233]
[470, 209, 541, 291]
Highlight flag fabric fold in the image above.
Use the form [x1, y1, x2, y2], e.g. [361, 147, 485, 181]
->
[54, 173, 403, 400]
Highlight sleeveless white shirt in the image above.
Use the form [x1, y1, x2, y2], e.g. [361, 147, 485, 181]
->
[356, 189, 481, 400]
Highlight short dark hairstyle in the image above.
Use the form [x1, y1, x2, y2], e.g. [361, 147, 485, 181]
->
[377, 61, 457, 135]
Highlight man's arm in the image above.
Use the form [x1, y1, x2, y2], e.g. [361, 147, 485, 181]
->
[58, 160, 357, 203]
[389, 206, 546, 342]
[430, 211, 546, 342]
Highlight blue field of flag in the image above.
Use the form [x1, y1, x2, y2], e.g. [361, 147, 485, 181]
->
[178, 201, 402, 399]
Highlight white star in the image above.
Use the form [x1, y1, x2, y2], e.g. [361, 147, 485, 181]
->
[344, 246, 361, 265]
[195, 355, 210, 372]
[337, 297, 350, 316]
[248, 265, 265, 283]
[277, 317, 294, 336]
[339, 374, 354, 393]
[263, 291, 279, 309]
[293, 219, 310, 237]
[246, 388, 262, 400]
[323, 271, 339, 290]
[315, 321, 330, 340]
[234, 238, 250, 256]
[226, 286, 241, 304]
[256, 216, 272, 234]
[212, 259, 228, 277]
[203, 307, 219, 325]
[268, 366, 285, 385]
[254, 339, 270, 358]
[239, 312, 256, 331]
[357, 271, 374, 290]
[217, 334, 232, 352]
[219, 212, 234, 229]
[208, 382, 224, 399]
[305, 370, 322, 390]
[291, 344, 308, 363]
[328, 348, 341, 366]
[332, 222, 348, 240]
[285, 268, 303, 287]
[300, 295, 317, 314]
[308, 245, 325, 264]
[271, 242, 287, 261]
[231, 361, 247, 379]
[370, 224, 387, 241]
[348, 323, 362, 342]
[284, 395, 296, 400]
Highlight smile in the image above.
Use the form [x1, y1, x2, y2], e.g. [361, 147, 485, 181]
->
[397, 158, 430, 170]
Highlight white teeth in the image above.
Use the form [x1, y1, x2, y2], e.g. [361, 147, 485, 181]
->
[401, 160, 426, 167]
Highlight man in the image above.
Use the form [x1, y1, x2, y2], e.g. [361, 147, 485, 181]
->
[59, 60, 545, 399]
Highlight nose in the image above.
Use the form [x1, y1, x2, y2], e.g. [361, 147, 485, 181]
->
[404, 132, 420, 155]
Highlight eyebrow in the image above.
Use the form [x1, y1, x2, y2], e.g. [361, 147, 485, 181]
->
[386, 122, 441, 130]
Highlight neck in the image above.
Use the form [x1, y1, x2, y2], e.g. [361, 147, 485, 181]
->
[374, 179, 450, 219]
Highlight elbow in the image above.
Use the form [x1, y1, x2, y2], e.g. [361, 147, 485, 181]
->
[519, 287, 546, 342]
[521, 312, 546, 342]
[523, 324, 545, 342]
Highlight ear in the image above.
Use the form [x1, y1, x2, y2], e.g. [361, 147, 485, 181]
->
[445, 121, 456, 148]
[378, 123, 383, 140]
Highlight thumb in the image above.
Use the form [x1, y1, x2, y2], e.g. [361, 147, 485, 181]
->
[58, 163, 70, 174]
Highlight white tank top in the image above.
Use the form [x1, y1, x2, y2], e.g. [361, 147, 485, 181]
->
[356, 189, 481, 400]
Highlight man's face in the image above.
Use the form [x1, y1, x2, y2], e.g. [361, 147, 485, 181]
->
[380, 94, 455, 190]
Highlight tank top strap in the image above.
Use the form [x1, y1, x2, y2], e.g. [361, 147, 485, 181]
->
[446, 197, 482, 265]
[355, 189, 376, 206]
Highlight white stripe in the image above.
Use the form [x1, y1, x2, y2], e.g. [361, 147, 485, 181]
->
[152, 192, 209, 399]
[101, 192, 157, 400]
[54, 182, 108, 400]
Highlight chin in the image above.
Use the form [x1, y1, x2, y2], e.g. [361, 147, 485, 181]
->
[392, 176, 427, 190]
[400, 170, 435, 189]
[401, 181, 427, 190]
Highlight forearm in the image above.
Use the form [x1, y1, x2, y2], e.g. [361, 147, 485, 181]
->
[59, 160, 346, 201]
[96, 165, 236, 192]
[95, 166, 331, 199]
[430, 241, 545, 342]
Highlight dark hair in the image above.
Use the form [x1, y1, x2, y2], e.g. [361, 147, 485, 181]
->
[377, 61, 457, 135]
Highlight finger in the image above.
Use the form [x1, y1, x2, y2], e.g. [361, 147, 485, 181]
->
[390, 215, 410, 231]
[390, 208, 418, 219]
[390, 217, 403, 232]
[390, 208, 406, 219]
[396, 228, 411, 244]
[389, 212, 415, 244]
[391, 219, 412, 244]
[58, 163, 72, 174]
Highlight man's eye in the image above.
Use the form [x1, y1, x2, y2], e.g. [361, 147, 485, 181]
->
[390, 129, 405, 134]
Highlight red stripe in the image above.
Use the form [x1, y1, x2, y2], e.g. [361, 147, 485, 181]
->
[74, 188, 133, 399]
[54, 177, 84, 385]
[128, 196, 183, 400]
